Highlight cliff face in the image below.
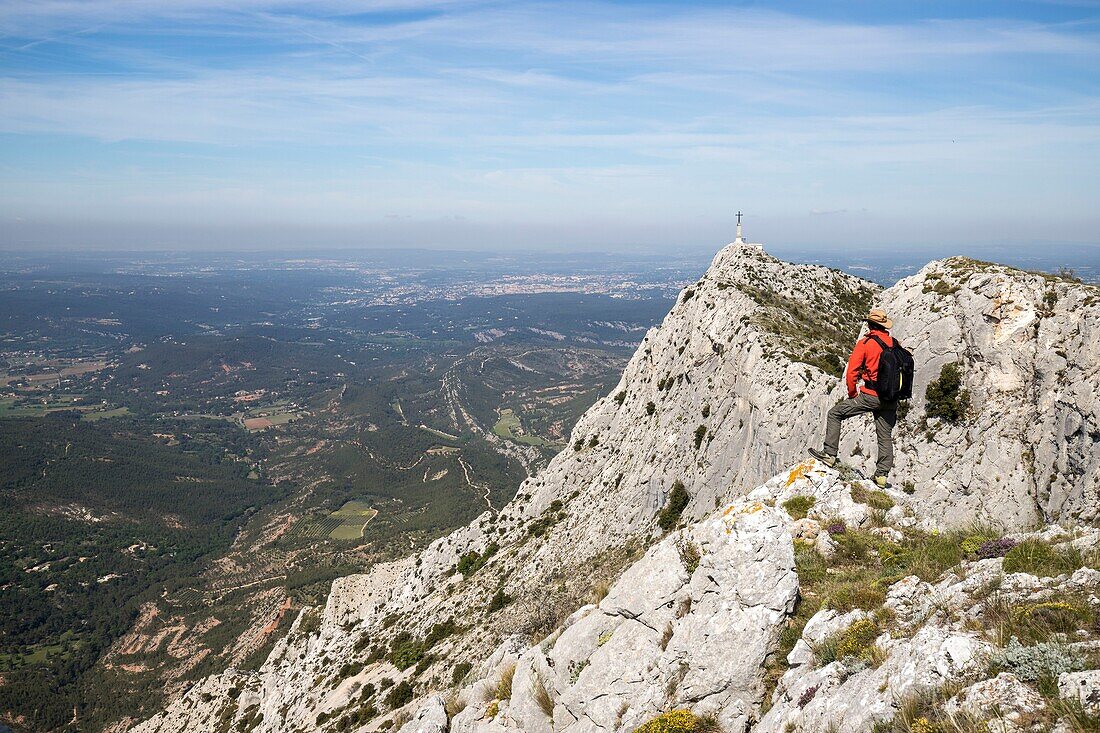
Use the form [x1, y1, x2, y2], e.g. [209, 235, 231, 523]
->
[131, 245, 1100, 733]
[839, 257, 1100, 528]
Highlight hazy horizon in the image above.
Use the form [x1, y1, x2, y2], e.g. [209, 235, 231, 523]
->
[2, 0, 1099, 252]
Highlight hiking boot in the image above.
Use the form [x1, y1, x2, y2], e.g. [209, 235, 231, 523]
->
[874, 475, 892, 489]
[808, 448, 837, 468]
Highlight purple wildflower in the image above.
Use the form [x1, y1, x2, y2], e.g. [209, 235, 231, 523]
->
[798, 684, 819, 708]
[977, 537, 1016, 559]
[825, 521, 847, 536]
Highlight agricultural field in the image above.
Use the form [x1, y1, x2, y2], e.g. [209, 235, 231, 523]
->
[0, 395, 128, 420]
[328, 501, 379, 540]
[289, 501, 378, 542]
[492, 408, 551, 446]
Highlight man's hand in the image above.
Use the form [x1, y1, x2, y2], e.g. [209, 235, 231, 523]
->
[848, 390, 857, 399]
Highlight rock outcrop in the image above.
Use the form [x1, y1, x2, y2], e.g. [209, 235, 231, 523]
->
[131, 244, 1100, 733]
[844, 258, 1100, 527]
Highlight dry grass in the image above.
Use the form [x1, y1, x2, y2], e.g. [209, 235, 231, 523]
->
[532, 673, 555, 717]
[444, 691, 468, 720]
[590, 579, 612, 604]
[495, 662, 516, 700]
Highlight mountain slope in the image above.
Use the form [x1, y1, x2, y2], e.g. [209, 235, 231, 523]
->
[129, 244, 1100, 733]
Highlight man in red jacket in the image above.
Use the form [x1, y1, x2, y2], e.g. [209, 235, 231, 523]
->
[810, 308, 897, 488]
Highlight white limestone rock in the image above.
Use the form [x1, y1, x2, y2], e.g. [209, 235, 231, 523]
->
[944, 673, 1046, 720]
[398, 696, 449, 733]
[1058, 670, 1100, 713]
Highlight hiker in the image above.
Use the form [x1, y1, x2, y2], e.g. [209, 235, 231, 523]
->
[810, 308, 913, 489]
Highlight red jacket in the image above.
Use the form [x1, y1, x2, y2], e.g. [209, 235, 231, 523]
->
[845, 329, 894, 398]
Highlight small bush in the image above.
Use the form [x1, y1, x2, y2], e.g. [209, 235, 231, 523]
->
[657, 481, 690, 531]
[452, 662, 472, 684]
[678, 540, 701, 574]
[814, 618, 881, 666]
[456, 543, 498, 577]
[614, 390, 627, 405]
[925, 362, 970, 424]
[633, 709, 720, 733]
[385, 680, 414, 709]
[646, 401, 656, 416]
[1002, 539, 1081, 576]
[488, 588, 512, 613]
[977, 536, 1016, 559]
[959, 534, 987, 555]
[693, 424, 707, 449]
[781, 495, 816, 520]
[389, 632, 423, 671]
[992, 637, 1084, 682]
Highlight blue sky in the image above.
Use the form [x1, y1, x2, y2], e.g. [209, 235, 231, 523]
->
[1, 0, 1099, 251]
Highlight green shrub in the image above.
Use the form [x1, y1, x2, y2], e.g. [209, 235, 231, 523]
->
[925, 362, 970, 424]
[389, 632, 423, 671]
[613, 390, 627, 405]
[487, 588, 511, 613]
[646, 401, 656, 416]
[693, 425, 707, 449]
[1002, 539, 1082, 577]
[385, 680, 414, 709]
[781, 495, 816, 520]
[959, 534, 987, 555]
[452, 662, 472, 684]
[657, 482, 690, 531]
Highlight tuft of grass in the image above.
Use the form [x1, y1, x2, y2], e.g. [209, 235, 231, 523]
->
[589, 579, 612, 605]
[850, 484, 895, 510]
[823, 579, 887, 612]
[1002, 539, 1082, 577]
[495, 663, 515, 700]
[444, 692, 467, 721]
[781, 495, 816, 520]
[678, 540, 702, 574]
[532, 674, 554, 717]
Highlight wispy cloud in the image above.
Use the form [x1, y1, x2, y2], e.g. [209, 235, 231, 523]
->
[0, 0, 1098, 249]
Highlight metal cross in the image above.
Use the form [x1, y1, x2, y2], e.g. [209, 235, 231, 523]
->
[736, 211, 742, 224]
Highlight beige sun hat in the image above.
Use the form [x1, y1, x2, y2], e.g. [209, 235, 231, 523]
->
[866, 308, 893, 329]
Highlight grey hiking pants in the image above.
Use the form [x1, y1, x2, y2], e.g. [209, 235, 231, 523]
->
[823, 393, 897, 475]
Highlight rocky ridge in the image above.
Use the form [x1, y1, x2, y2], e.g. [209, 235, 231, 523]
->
[131, 244, 1100, 733]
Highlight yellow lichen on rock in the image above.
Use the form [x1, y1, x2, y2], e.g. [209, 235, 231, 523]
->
[722, 501, 765, 533]
[785, 461, 814, 487]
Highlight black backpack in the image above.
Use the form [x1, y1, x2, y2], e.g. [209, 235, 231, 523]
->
[865, 333, 914, 401]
